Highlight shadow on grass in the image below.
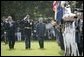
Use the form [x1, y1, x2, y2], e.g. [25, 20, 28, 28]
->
[58, 50, 64, 56]
[6, 48, 35, 51]
[38, 48, 46, 50]
[6, 48, 47, 51]
[20, 48, 35, 51]
[6, 48, 16, 51]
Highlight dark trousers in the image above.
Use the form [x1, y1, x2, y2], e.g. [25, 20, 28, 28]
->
[8, 36, 15, 49]
[4, 37, 8, 44]
[2, 34, 8, 44]
[55, 27, 64, 50]
[59, 32, 64, 50]
[76, 32, 83, 55]
[24, 34, 30, 48]
[38, 37, 44, 48]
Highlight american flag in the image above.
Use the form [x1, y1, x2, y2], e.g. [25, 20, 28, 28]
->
[52, 1, 58, 21]
[52, 1, 57, 12]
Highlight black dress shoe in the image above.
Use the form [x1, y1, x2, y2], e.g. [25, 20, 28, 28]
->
[26, 47, 28, 49]
[12, 47, 14, 49]
[9, 46, 12, 49]
[26, 47, 30, 49]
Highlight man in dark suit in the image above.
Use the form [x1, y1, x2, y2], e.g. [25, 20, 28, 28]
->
[36, 17, 46, 48]
[7, 16, 16, 49]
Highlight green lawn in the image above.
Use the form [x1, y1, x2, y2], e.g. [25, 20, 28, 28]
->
[1, 41, 64, 56]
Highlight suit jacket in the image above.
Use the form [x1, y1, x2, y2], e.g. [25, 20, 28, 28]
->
[36, 22, 46, 38]
[7, 21, 16, 38]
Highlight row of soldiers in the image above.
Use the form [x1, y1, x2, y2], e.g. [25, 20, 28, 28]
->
[53, 1, 83, 56]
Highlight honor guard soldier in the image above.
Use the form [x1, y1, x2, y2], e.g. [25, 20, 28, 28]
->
[23, 14, 32, 49]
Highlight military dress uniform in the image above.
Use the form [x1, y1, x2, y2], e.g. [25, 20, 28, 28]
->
[23, 20, 32, 49]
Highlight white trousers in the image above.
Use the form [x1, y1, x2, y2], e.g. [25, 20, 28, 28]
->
[63, 22, 79, 56]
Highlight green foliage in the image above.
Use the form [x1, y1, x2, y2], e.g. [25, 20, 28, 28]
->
[1, 1, 83, 21]
[1, 1, 53, 20]
[69, 1, 83, 12]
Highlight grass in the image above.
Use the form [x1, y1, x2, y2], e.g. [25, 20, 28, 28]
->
[1, 40, 64, 56]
